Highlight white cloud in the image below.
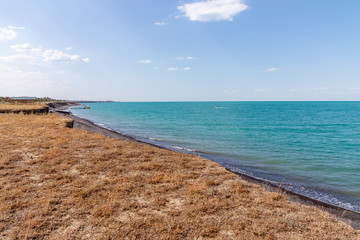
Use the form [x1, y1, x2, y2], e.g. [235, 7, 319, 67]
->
[154, 22, 168, 26]
[0, 44, 90, 64]
[139, 59, 152, 64]
[10, 44, 43, 55]
[65, 47, 73, 51]
[183, 67, 191, 71]
[11, 43, 31, 52]
[43, 49, 79, 62]
[177, 56, 195, 60]
[0, 25, 24, 40]
[265, 67, 280, 72]
[167, 67, 178, 71]
[177, 0, 248, 22]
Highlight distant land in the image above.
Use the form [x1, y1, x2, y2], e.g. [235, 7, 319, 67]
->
[75, 100, 118, 103]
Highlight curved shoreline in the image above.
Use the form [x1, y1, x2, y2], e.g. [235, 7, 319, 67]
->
[57, 105, 360, 230]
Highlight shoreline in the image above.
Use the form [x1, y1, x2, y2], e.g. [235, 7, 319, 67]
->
[58, 104, 360, 229]
[2, 108, 358, 238]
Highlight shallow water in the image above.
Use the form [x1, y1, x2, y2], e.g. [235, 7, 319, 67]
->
[71, 102, 360, 212]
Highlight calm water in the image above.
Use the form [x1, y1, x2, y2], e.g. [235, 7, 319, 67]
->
[71, 102, 360, 212]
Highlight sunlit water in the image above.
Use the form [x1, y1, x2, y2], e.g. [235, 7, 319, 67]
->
[71, 102, 360, 212]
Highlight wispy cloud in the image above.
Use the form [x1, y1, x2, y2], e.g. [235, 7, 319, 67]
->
[265, 67, 280, 72]
[0, 64, 48, 80]
[65, 47, 73, 51]
[43, 49, 89, 63]
[10, 44, 42, 54]
[177, 0, 248, 22]
[0, 25, 24, 40]
[308, 87, 330, 91]
[183, 67, 191, 71]
[0, 54, 38, 64]
[154, 22, 168, 26]
[222, 89, 238, 95]
[56, 71, 67, 75]
[288, 88, 301, 93]
[167, 67, 178, 71]
[1, 43, 90, 64]
[139, 59, 152, 64]
[153, 67, 160, 70]
[0, 64, 53, 95]
[177, 56, 195, 60]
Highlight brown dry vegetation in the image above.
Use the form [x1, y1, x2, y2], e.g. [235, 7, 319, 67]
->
[0, 114, 358, 239]
[0, 103, 47, 111]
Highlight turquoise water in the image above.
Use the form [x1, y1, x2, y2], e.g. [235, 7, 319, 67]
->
[71, 102, 360, 212]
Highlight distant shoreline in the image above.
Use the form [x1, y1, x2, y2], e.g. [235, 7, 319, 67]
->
[57, 102, 360, 229]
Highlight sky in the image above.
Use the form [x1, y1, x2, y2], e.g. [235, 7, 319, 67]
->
[0, 0, 359, 101]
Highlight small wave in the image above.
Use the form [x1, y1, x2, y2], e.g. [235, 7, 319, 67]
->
[228, 166, 294, 186]
[311, 193, 359, 213]
[149, 137, 163, 142]
[95, 122, 105, 127]
[94, 122, 113, 131]
[226, 165, 360, 213]
[171, 146, 195, 152]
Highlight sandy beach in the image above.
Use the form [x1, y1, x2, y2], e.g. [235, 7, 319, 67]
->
[0, 108, 358, 239]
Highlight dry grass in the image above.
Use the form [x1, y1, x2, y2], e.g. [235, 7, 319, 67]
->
[0, 114, 358, 239]
[0, 103, 47, 111]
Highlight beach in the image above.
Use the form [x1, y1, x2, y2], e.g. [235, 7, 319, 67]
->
[65, 105, 360, 228]
[0, 108, 359, 239]
[69, 102, 360, 214]
[2, 0, 359, 238]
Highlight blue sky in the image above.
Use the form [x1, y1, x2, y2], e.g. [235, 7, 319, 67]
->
[0, 0, 359, 101]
